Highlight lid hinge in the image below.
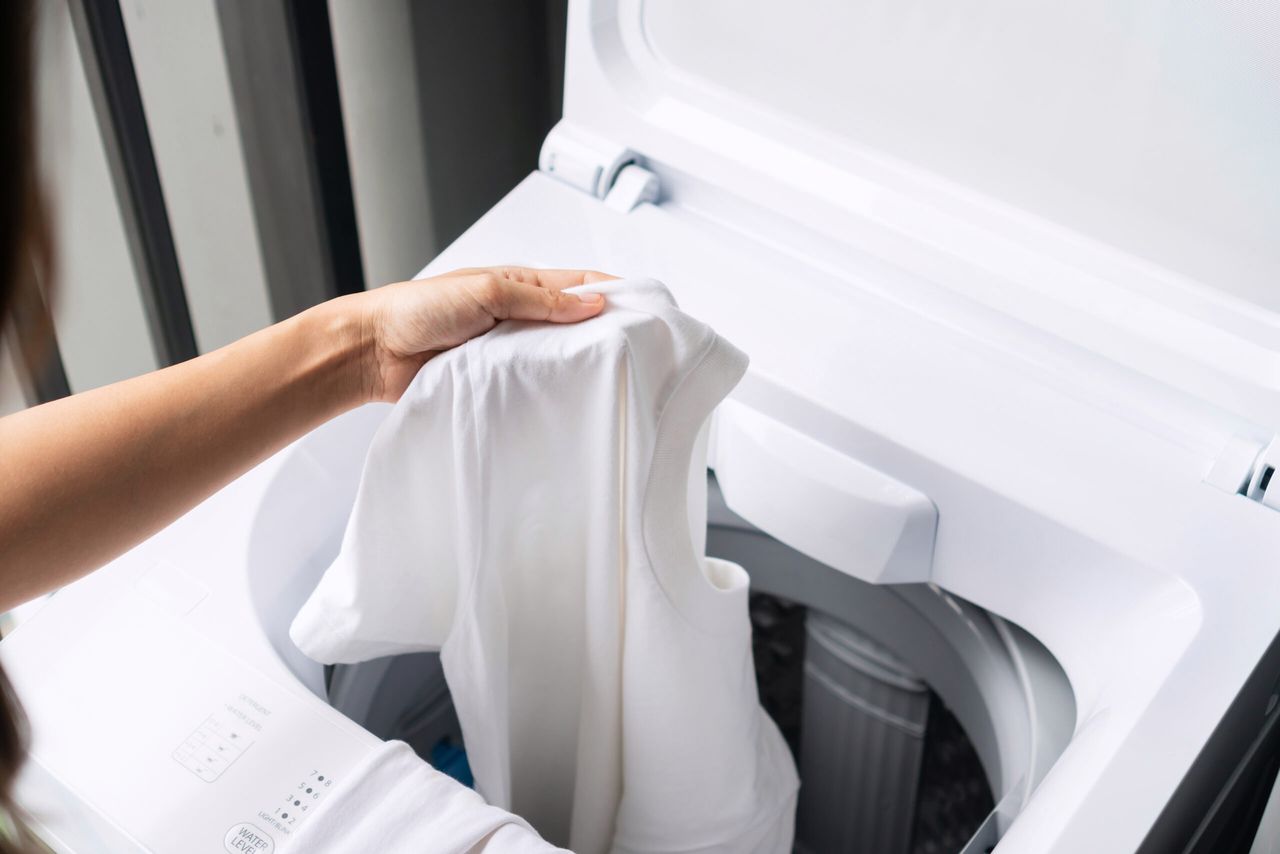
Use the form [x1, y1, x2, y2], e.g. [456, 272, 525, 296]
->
[538, 121, 659, 213]
[1206, 435, 1280, 512]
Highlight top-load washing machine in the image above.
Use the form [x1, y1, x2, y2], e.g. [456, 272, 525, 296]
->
[3, 0, 1279, 852]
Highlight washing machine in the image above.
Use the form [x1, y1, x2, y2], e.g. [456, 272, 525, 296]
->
[3, 0, 1279, 852]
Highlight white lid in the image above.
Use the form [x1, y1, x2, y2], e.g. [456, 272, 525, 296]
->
[561, 0, 1280, 429]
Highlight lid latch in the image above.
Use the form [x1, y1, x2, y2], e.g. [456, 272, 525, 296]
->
[539, 121, 659, 213]
[1207, 435, 1280, 511]
[1246, 437, 1280, 511]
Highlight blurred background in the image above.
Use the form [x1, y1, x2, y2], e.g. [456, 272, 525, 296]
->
[2, 0, 568, 416]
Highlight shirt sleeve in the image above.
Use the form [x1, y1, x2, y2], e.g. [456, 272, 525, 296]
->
[290, 360, 465, 664]
[277, 740, 569, 854]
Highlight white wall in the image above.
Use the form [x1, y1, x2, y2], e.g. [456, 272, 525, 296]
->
[36, 1, 157, 393]
[120, 0, 274, 351]
[329, 0, 437, 288]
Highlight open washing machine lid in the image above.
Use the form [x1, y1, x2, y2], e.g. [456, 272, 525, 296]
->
[421, 2, 1280, 851]
[546, 0, 1280, 440]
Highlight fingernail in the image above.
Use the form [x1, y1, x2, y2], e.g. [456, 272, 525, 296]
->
[578, 292, 603, 304]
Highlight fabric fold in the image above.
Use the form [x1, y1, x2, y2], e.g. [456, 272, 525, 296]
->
[278, 740, 567, 854]
[291, 278, 798, 853]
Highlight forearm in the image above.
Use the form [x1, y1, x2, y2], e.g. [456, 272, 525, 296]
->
[0, 295, 367, 608]
[0, 266, 611, 610]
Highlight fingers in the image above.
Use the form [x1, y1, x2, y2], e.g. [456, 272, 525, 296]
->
[467, 273, 606, 324]
[457, 266, 619, 291]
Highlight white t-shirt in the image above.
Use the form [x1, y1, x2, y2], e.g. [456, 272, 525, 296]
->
[291, 279, 798, 853]
[280, 740, 568, 854]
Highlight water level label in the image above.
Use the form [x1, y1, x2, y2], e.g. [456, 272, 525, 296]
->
[224, 822, 274, 853]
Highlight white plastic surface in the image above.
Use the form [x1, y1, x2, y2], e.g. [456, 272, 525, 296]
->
[604, 164, 658, 213]
[0, 411, 386, 854]
[1248, 438, 1280, 511]
[711, 400, 936, 584]
[2, 565, 373, 854]
[638, 0, 1280, 314]
[1204, 435, 1267, 496]
[560, 0, 1280, 432]
[417, 172, 1280, 852]
[538, 122, 635, 199]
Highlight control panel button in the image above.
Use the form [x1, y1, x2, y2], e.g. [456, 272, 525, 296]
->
[173, 713, 253, 783]
[224, 822, 274, 853]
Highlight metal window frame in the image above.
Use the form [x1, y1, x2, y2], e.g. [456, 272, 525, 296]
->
[218, 0, 364, 320]
[67, 0, 198, 366]
[7, 262, 70, 404]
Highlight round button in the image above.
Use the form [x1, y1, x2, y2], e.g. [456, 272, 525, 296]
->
[224, 822, 274, 853]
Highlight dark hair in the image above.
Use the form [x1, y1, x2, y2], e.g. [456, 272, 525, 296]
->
[2, 0, 55, 376]
[0, 1, 48, 850]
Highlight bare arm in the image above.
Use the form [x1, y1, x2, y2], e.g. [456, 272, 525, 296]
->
[0, 267, 610, 610]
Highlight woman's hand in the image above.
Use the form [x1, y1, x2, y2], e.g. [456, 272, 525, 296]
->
[0, 265, 616, 603]
[355, 267, 615, 403]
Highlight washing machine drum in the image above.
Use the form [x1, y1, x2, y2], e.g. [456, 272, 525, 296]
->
[327, 474, 1074, 854]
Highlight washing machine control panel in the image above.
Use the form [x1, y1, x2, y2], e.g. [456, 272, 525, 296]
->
[167, 697, 348, 853]
[1, 563, 379, 853]
[220, 762, 339, 854]
[219, 763, 339, 854]
[173, 710, 256, 784]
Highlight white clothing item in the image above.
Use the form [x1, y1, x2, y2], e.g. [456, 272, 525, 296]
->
[279, 739, 566, 854]
[291, 279, 799, 853]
